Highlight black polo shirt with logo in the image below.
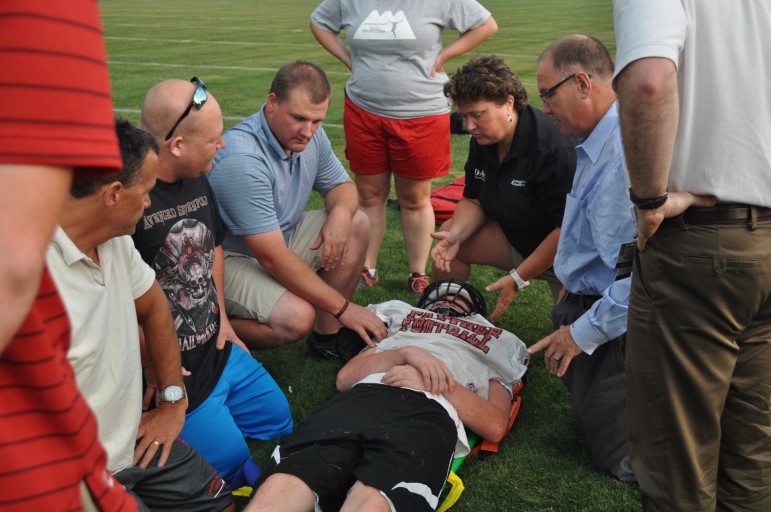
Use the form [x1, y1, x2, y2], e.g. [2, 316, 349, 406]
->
[463, 105, 576, 258]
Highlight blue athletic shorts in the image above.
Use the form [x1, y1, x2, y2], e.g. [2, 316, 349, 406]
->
[180, 346, 293, 483]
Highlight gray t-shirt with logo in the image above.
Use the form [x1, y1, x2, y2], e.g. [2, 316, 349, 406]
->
[311, 0, 491, 118]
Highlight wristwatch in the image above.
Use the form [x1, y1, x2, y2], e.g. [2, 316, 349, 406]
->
[629, 188, 669, 210]
[159, 385, 186, 404]
[508, 268, 530, 292]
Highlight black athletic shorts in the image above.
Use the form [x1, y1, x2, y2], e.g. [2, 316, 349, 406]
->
[254, 384, 457, 511]
[114, 438, 233, 512]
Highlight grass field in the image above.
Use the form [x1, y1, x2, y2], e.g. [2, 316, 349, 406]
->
[101, 1, 641, 510]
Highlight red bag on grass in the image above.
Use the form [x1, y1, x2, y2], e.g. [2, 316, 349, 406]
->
[431, 176, 465, 225]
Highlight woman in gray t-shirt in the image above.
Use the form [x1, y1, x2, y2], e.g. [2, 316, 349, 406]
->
[311, 0, 497, 297]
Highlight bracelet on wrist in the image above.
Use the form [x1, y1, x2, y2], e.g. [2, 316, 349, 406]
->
[334, 300, 350, 319]
[508, 268, 530, 291]
[629, 188, 669, 210]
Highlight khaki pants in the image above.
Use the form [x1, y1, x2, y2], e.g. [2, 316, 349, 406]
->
[627, 216, 771, 511]
[223, 210, 326, 323]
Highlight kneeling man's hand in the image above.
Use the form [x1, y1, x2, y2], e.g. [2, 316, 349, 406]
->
[527, 325, 583, 378]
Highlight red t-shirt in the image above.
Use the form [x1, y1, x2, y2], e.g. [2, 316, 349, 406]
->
[0, 1, 134, 510]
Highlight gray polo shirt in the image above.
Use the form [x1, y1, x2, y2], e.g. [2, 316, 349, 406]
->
[207, 105, 349, 255]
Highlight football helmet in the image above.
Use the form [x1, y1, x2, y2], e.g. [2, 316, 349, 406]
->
[417, 278, 487, 318]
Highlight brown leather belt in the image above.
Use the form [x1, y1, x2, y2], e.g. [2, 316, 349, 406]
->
[666, 203, 771, 226]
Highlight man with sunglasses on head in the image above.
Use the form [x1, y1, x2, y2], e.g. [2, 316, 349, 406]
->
[208, 61, 387, 354]
[526, 35, 637, 483]
[133, 78, 293, 488]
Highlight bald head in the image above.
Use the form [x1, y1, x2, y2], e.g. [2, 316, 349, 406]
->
[140, 79, 212, 139]
[139, 78, 225, 181]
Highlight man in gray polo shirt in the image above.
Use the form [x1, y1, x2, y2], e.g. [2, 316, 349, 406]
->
[208, 61, 386, 355]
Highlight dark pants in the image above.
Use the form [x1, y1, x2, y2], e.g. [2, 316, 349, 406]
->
[552, 295, 634, 482]
[627, 210, 771, 511]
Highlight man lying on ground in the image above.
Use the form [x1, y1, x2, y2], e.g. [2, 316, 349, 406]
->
[245, 279, 529, 512]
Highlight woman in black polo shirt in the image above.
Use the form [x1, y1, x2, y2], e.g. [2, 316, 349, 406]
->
[431, 55, 575, 321]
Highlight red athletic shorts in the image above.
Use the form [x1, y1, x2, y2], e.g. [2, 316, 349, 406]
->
[343, 95, 451, 180]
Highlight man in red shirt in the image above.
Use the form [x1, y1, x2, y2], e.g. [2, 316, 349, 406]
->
[0, 2, 137, 510]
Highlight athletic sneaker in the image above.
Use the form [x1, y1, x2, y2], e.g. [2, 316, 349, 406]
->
[335, 328, 369, 363]
[357, 267, 380, 290]
[407, 272, 430, 296]
[302, 328, 367, 363]
[302, 331, 339, 361]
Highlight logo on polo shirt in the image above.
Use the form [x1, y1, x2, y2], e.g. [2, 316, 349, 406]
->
[353, 11, 416, 40]
[473, 168, 486, 181]
[511, 179, 526, 187]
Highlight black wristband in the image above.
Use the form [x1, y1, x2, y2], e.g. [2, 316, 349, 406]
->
[629, 188, 669, 210]
[334, 300, 350, 319]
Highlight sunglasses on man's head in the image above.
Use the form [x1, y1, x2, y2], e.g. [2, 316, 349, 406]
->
[164, 76, 208, 141]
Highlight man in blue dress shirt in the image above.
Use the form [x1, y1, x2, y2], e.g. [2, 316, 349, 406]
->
[529, 35, 637, 482]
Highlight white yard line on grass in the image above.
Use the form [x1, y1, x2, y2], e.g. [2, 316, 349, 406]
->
[105, 36, 320, 48]
[112, 108, 343, 129]
[108, 60, 350, 76]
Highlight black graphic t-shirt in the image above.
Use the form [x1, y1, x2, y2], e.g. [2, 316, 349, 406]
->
[132, 175, 228, 411]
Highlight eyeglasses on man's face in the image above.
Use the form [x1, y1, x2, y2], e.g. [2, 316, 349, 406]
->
[539, 72, 577, 104]
[164, 76, 208, 141]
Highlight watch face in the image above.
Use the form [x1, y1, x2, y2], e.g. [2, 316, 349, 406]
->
[162, 386, 184, 403]
[509, 270, 529, 291]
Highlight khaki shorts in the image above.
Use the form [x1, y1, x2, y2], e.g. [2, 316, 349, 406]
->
[510, 244, 562, 304]
[224, 209, 327, 323]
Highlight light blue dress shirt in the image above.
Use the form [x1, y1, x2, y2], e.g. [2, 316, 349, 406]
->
[553, 102, 636, 354]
